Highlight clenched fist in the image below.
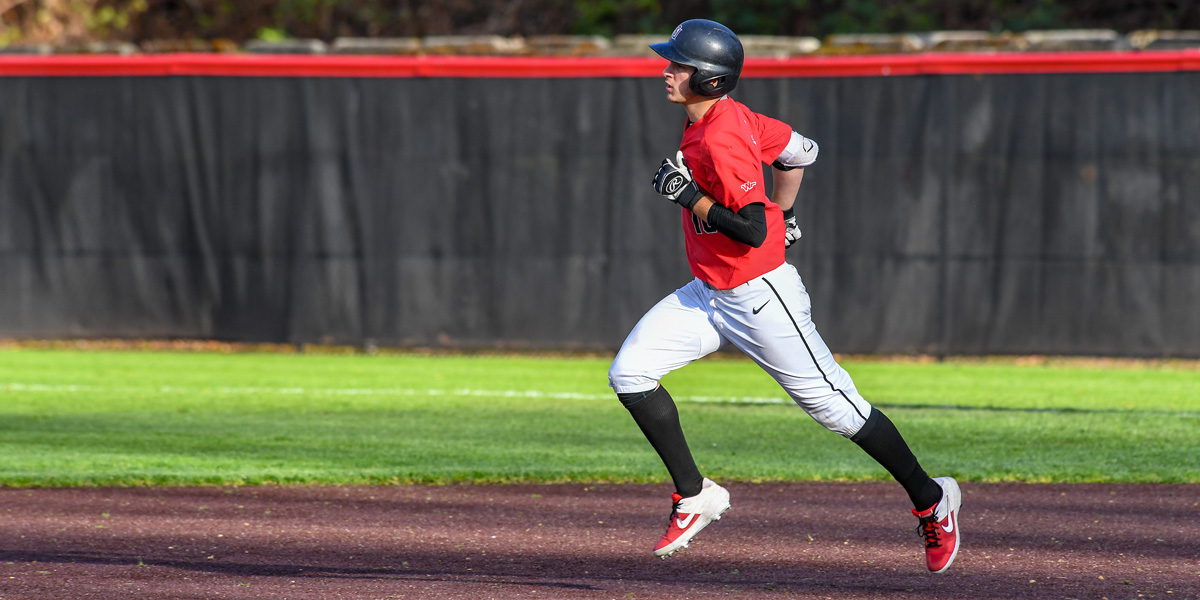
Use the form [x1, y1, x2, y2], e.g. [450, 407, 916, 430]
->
[652, 151, 705, 210]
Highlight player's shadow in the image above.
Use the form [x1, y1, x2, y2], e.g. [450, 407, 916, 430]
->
[0, 549, 603, 590]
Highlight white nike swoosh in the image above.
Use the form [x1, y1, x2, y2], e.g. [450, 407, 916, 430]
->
[942, 515, 955, 533]
[675, 513, 697, 529]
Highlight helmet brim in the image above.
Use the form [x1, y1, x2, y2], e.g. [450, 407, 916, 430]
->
[649, 41, 691, 66]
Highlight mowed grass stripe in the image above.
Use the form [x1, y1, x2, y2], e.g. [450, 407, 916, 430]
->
[1, 349, 1197, 486]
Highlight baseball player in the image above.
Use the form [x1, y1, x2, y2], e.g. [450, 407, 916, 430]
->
[607, 19, 962, 573]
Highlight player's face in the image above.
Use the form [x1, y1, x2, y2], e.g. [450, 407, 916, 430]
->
[663, 61, 696, 104]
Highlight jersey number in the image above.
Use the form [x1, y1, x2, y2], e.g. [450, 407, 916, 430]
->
[691, 213, 718, 235]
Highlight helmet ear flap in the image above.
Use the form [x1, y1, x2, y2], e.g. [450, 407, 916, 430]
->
[689, 74, 728, 98]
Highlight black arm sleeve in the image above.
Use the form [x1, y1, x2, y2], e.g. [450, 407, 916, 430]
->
[704, 202, 768, 248]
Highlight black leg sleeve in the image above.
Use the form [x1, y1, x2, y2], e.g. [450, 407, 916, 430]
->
[851, 407, 943, 510]
[618, 386, 704, 498]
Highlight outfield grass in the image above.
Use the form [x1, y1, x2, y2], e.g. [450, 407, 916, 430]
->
[1, 348, 1197, 486]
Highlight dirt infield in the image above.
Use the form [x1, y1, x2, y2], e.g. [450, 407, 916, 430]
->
[1, 483, 1197, 600]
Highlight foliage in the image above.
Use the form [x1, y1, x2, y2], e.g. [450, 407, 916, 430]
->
[0, 0, 149, 44]
[569, 0, 660, 36]
[1, 0, 1199, 45]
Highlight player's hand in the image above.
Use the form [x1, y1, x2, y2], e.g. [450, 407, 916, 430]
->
[784, 212, 802, 248]
[652, 151, 705, 210]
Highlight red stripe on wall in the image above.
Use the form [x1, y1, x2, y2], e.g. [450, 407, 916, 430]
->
[2, 51, 1199, 78]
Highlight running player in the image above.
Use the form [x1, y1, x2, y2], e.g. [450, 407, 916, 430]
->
[607, 19, 962, 573]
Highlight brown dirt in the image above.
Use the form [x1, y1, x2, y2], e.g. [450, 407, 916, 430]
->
[1, 482, 1198, 600]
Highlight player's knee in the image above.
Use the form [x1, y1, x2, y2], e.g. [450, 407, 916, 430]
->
[608, 354, 657, 395]
[795, 394, 872, 438]
[813, 414, 860, 438]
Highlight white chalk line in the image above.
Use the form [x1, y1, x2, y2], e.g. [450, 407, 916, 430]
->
[0, 382, 793, 406]
[8, 382, 1194, 417]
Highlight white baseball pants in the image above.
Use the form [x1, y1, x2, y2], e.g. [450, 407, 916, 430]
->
[609, 262, 872, 438]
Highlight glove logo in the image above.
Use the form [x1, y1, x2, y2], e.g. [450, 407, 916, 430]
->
[665, 174, 686, 195]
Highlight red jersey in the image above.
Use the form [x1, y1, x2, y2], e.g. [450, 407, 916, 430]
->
[679, 97, 794, 289]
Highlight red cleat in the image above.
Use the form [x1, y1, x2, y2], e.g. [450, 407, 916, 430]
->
[912, 476, 962, 573]
[652, 478, 731, 558]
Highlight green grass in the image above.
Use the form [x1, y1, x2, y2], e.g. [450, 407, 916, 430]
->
[1, 348, 1197, 486]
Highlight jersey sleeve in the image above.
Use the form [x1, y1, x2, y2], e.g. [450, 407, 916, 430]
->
[697, 129, 770, 212]
[752, 112, 794, 165]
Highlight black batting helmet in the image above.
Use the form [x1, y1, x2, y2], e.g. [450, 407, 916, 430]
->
[650, 19, 744, 97]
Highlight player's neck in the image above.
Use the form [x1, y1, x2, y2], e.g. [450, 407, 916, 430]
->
[683, 96, 721, 123]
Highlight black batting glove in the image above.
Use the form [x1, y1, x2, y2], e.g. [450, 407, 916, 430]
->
[652, 151, 705, 210]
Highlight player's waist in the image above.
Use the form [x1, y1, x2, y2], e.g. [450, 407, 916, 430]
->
[702, 279, 750, 293]
[700, 261, 790, 293]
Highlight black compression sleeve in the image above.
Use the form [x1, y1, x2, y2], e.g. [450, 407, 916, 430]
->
[704, 202, 768, 247]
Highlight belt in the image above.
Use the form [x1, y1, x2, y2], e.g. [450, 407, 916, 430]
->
[702, 279, 751, 292]
[701, 264, 789, 292]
